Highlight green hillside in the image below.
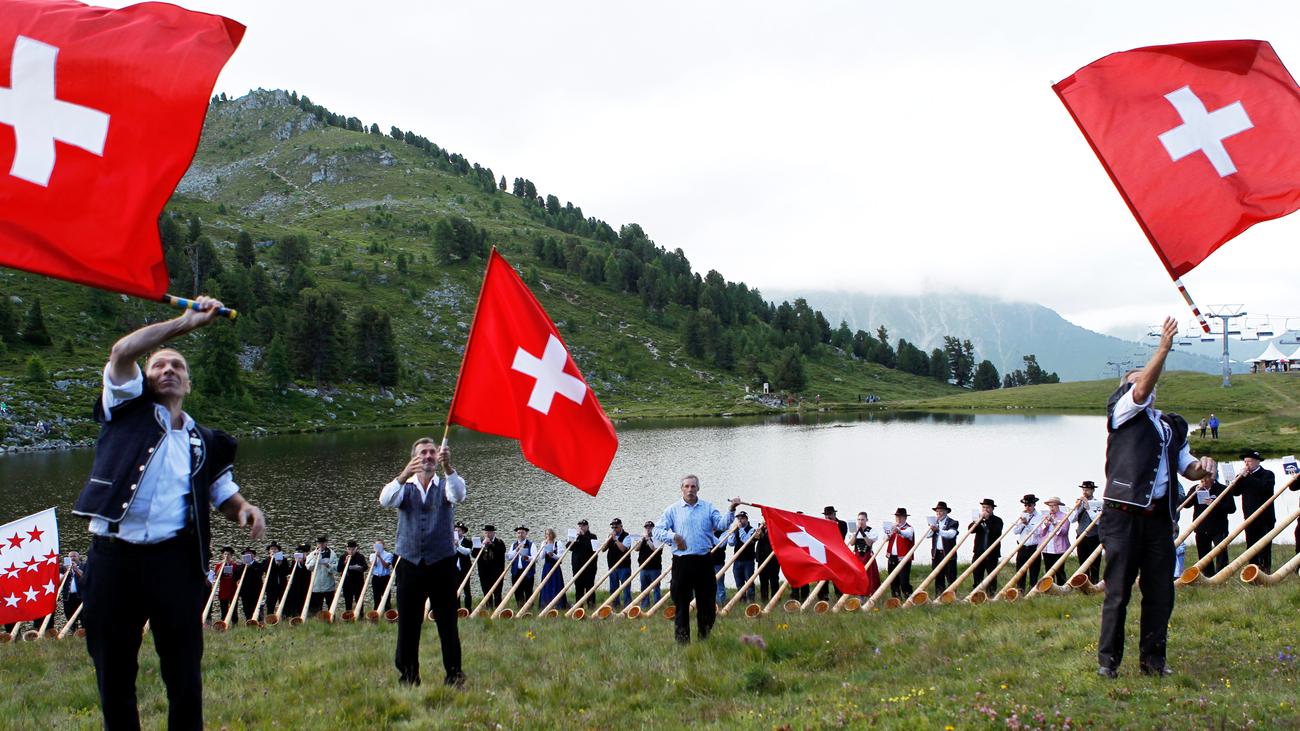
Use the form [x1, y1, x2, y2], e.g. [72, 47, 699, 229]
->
[0, 89, 959, 450]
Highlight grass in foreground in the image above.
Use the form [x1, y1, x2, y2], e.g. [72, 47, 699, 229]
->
[4, 577, 1300, 729]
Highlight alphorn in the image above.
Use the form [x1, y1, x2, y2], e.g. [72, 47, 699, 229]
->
[764, 580, 792, 614]
[1029, 516, 1100, 598]
[492, 543, 546, 619]
[1241, 545, 1300, 585]
[201, 560, 226, 623]
[295, 557, 322, 625]
[324, 553, 352, 622]
[342, 554, 377, 622]
[643, 523, 744, 619]
[1200, 507, 1300, 586]
[679, 527, 762, 617]
[538, 536, 611, 618]
[1067, 544, 1105, 594]
[515, 543, 572, 618]
[904, 521, 975, 607]
[470, 560, 514, 618]
[5, 621, 21, 642]
[939, 519, 1016, 604]
[215, 562, 252, 631]
[864, 527, 933, 611]
[570, 537, 643, 619]
[370, 556, 401, 622]
[266, 561, 299, 625]
[994, 501, 1079, 602]
[964, 515, 1042, 604]
[454, 544, 485, 618]
[28, 565, 72, 641]
[1178, 474, 1300, 585]
[1175, 472, 1248, 547]
[623, 556, 673, 618]
[57, 602, 84, 639]
[245, 559, 274, 627]
[595, 542, 662, 618]
[722, 551, 775, 617]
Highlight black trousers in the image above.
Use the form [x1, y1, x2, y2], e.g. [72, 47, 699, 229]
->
[573, 568, 596, 608]
[887, 555, 912, 599]
[1076, 535, 1101, 583]
[1015, 545, 1041, 592]
[454, 569, 472, 610]
[308, 591, 331, 616]
[238, 590, 260, 622]
[216, 598, 234, 623]
[511, 569, 534, 608]
[83, 534, 205, 731]
[1244, 521, 1275, 574]
[478, 568, 503, 609]
[758, 565, 781, 602]
[971, 552, 999, 592]
[1098, 501, 1175, 671]
[1041, 553, 1067, 586]
[1192, 531, 1229, 577]
[64, 593, 83, 630]
[372, 574, 391, 609]
[670, 555, 717, 643]
[931, 551, 958, 594]
[395, 556, 462, 685]
[342, 578, 363, 612]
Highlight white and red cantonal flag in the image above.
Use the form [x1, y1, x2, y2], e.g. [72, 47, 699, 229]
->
[0, 508, 59, 625]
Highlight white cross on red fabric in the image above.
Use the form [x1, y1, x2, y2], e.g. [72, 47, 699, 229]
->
[511, 334, 587, 415]
[1157, 85, 1253, 177]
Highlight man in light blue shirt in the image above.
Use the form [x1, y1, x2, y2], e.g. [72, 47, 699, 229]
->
[652, 475, 741, 644]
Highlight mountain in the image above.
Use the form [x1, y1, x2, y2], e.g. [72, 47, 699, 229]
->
[762, 290, 1232, 382]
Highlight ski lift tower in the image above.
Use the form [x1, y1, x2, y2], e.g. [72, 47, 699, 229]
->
[1204, 305, 1247, 388]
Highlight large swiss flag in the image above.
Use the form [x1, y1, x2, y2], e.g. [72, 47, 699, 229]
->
[448, 249, 618, 495]
[0, 0, 244, 297]
[757, 503, 866, 596]
[1054, 40, 1300, 278]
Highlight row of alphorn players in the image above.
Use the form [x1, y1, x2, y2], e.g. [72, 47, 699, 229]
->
[7, 464, 1298, 641]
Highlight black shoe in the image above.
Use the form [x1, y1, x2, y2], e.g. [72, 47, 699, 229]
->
[444, 671, 467, 688]
[675, 632, 690, 645]
[1139, 664, 1173, 678]
[1097, 666, 1118, 679]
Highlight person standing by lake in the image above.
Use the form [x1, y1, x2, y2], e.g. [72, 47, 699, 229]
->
[652, 475, 741, 644]
[1208, 413, 1219, 439]
[378, 438, 467, 687]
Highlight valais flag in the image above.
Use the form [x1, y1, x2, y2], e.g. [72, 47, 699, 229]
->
[0, 0, 244, 297]
[757, 503, 866, 596]
[0, 508, 59, 625]
[1054, 40, 1300, 278]
[448, 249, 618, 495]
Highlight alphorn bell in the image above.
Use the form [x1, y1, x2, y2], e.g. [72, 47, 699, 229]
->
[1200, 507, 1300, 586]
[571, 536, 644, 619]
[721, 551, 776, 617]
[1030, 515, 1100, 598]
[1179, 474, 1300, 585]
[964, 513, 1043, 604]
[342, 554, 377, 622]
[370, 556, 401, 622]
[994, 500, 1079, 602]
[454, 543, 485, 619]
[623, 553, 672, 618]
[1175, 471, 1247, 547]
[1241, 545, 1300, 585]
[294, 556, 322, 626]
[246, 558, 275, 627]
[266, 560, 299, 626]
[638, 522, 742, 620]
[939, 519, 1016, 604]
[682, 527, 762, 617]
[867, 527, 933, 611]
[57, 602, 85, 639]
[904, 520, 975, 607]
[595, 541, 661, 619]
[492, 541, 546, 619]
[324, 552, 353, 623]
[515, 543, 572, 618]
[5, 621, 22, 643]
[1067, 544, 1105, 595]
[201, 560, 226, 623]
[215, 561, 252, 631]
[762, 580, 791, 614]
[27, 564, 72, 641]
[539, 536, 612, 619]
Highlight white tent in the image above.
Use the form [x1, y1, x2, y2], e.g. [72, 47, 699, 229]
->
[1251, 342, 1289, 363]
[1290, 345, 1300, 362]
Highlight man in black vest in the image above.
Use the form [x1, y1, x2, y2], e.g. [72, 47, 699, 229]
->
[568, 519, 598, 608]
[262, 543, 289, 620]
[1233, 450, 1277, 572]
[1190, 474, 1235, 577]
[1070, 482, 1103, 584]
[1098, 317, 1216, 679]
[452, 523, 473, 610]
[237, 547, 263, 622]
[929, 502, 960, 594]
[970, 499, 1002, 589]
[337, 540, 369, 612]
[475, 526, 506, 609]
[507, 526, 535, 609]
[73, 295, 267, 729]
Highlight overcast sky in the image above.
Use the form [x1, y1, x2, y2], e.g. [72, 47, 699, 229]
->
[109, 0, 1300, 336]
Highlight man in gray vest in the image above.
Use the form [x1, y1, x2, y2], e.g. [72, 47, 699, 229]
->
[379, 437, 467, 687]
[1098, 317, 1216, 679]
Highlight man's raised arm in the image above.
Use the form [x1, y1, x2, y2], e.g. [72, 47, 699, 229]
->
[108, 295, 226, 384]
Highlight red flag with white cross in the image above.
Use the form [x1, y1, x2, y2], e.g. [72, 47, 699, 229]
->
[756, 503, 866, 595]
[0, 0, 244, 298]
[448, 248, 618, 495]
[1054, 40, 1300, 278]
[0, 507, 59, 625]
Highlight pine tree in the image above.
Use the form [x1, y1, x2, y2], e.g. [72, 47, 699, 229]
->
[266, 334, 291, 390]
[773, 346, 807, 392]
[288, 289, 346, 385]
[236, 231, 256, 268]
[25, 354, 46, 382]
[22, 297, 51, 346]
[0, 294, 17, 342]
[973, 360, 1001, 391]
[351, 305, 399, 391]
[195, 323, 243, 399]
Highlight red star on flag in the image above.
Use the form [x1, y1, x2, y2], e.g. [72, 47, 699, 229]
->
[26, 526, 44, 543]
[5, 534, 22, 550]
[0, 508, 60, 625]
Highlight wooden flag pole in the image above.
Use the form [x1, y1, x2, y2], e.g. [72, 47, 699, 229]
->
[161, 294, 238, 320]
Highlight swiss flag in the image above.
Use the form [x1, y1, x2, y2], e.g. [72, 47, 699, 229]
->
[1054, 40, 1300, 278]
[448, 249, 618, 494]
[0, 508, 59, 625]
[757, 503, 866, 596]
[0, 0, 244, 297]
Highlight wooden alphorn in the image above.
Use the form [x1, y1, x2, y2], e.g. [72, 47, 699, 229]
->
[939, 519, 1016, 604]
[454, 543, 484, 618]
[215, 562, 252, 631]
[1201, 507, 1300, 586]
[1029, 515, 1100, 598]
[1178, 474, 1299, 585]
[994, 501, 1079, 602]
[295, 556, 322, 625]
[1241, 544, 1300, 585]
[515, 543, 571, 618]
[1067, 544, 1106, 594]
[493, 543, 546, 619]
[595, 541, 660, 618]
[5, 621, 22, 642]
[803, 532, 858, 614]
[722, 551, 775, 617]
[571, 537, 643, 619]
[964, 516, 1040, 604]
[343, 554, 377, 622]
[324, 553, 352, 623]
[864, 527, 932, 610]
[623, 557, 673, 618]
[57, 602, 84, 639]
[538, 537, 611, 618]
[200, 560, 225, 623]
[1175, 472, 1247, 547]
[673, 527, 762, 619]
[904, 520, 975, 607]
[246, 559, 275, 627]
[644, 522, 743, 619]
[371, 556, 401, 622]
[266, 560, 298, 625]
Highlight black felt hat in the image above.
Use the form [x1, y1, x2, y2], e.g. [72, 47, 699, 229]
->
[1241, 450, 1263, 461]
[267, 542, 282, 551]
[1079, 480, 1097, 489]
[483, 524, 497, 532]
[1021, 494, 1038, 505]
[894, 508, 909, 517]
[221, 545, 234, 554]
[932, 501, 951, 512]
[980, 499, 996, 508]
[454, 521, 468, 530]
[346, 539, 358, 548]
[316, 535, 328, 543]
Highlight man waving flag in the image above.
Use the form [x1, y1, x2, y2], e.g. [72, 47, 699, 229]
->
[0, 0, 244, 298]
[756, 503, 866, 595]
[447, 248, 618, 495]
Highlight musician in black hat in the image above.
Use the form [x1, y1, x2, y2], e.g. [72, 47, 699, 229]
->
[507, 526, 535, 609]
[337, 539, 369, 612]
[286, 543, 311, 617]
[817, 506, 849, 600]
[475, 525, 506, 609]
[1070, 482, 1103, 584]
[970, 499, 1003, 588]
[1233, 450, 1277, 572]
[1190, 474, 1235, 578]
[568, 519, 599, 609]
[237, 547, 263, 622]
[1098, 317, 1217, 679]
[263, 542, 289, 619]
[1012, 494, 1043, 593]
[604, 518, 635, 608]
[883, 508, 915, 599]
[929, 502, 960, 594]
[452, 522, 473, 610]
[306, 535, 337, 616]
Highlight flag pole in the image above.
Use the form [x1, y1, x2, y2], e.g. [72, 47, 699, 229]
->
[439, 247, 498, 448]
[1171, 277, 1212, 334]
[161, 294, 239, 320]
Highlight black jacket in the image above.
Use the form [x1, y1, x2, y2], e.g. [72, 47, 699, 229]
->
[1190, 480, 1236, 536]
[1235, 467, 1277, 527]
[972, 515, 1004, 558]
[1104, 382, 1189, 517]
